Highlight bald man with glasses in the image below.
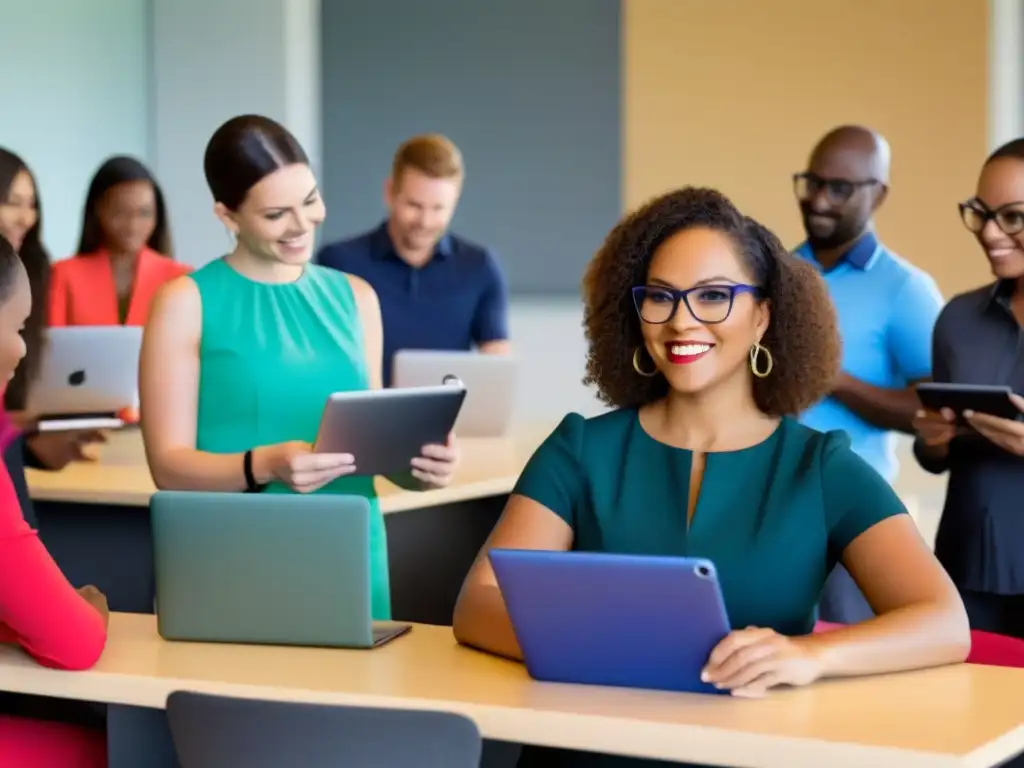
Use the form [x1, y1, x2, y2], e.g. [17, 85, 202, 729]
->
[792, 126, 944, 624]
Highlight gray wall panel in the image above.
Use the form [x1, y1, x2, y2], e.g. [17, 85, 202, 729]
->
[320, 0, 621, 295]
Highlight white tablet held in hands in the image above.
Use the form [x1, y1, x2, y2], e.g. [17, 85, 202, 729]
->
[313, 382, 467, 477]
[26, 326, 141, 431]
[391, 349, 519, 437]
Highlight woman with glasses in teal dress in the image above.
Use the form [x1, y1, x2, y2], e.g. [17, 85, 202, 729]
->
[139, 115, 459, 621]
[454, 187, 970, 768]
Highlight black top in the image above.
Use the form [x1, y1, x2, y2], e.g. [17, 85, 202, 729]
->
[914, 281, 1024, 595]
[3, 435, 38, 529]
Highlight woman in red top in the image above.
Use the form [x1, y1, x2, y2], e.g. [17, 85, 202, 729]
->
[48, 155, 190, 328]
[0, 234, 109, 767]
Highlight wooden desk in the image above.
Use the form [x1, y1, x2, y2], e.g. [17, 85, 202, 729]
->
[24, 428, 549, 619]
[25, 427, 548, 511]
[2, 613, 1022, 768]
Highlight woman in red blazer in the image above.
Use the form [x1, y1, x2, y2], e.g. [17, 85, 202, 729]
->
[48, 156, 190, 328]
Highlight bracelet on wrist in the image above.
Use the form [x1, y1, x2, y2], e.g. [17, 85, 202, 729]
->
[243, 449, 268, 493]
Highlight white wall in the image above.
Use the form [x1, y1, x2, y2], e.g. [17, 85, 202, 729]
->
[149, 0, 320, 266]
[990, 0, 1024, 150]
[508, 297, 606, 423]
[0, 0, 149, 260]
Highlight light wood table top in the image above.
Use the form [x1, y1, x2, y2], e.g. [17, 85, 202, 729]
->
[1, 613, 1021, 767]
[25, 427, 551, 511]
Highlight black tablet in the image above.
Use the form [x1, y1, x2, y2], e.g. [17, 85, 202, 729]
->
[313, 383, 467, 477]
[915, 383, 1023, 423]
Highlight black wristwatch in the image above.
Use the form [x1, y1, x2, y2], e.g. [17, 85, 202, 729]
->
[243, 449, 267, 493]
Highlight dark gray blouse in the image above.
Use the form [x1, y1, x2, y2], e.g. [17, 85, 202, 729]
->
[915, 281, 1024, 595]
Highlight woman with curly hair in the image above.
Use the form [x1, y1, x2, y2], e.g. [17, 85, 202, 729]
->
[454, 187, 968, 766]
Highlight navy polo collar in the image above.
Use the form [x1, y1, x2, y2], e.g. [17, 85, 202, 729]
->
[369, 221, 453, 262]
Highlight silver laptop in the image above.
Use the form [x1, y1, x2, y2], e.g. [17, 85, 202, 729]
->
[151, 491, 411, 649]
[26, 326, 141, 427]
[391, 349, 519, 437]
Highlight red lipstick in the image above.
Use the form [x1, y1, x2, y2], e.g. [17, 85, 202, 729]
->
[664, 341, 714, 365]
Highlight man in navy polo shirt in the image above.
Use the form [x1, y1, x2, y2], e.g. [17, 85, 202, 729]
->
[318, 134, 510, 386]
[793, 125, 944, 623]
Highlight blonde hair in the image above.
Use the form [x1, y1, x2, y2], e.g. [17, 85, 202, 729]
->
[391, 134, 464, 184]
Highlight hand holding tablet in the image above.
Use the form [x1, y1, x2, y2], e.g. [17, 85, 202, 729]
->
[914, 383, 1024, 456]
[409, 432, 459, 489]
[313, 383, 467, 478]
[915, 382, 1024, 424]
[700, 626, 823, 698]
[912, 407, 959, 448]
[255, 441, 356, 493]
[26, 429, 109, 470]
[961, 393, 1024, 457]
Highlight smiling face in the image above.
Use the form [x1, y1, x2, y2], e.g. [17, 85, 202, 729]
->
[0, 170, 38, 253]
[798, 136, 886, 252]
[97, 180, 157, 254]
[638, 227, 770, 396]
[971, 157, 1024, 279]
[385, 168, 461, 256]
[216, 163, 325, 265]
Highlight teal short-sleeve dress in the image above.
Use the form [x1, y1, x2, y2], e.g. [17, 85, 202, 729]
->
[511, 408, 908, 767]
[189, 258, 391, 620]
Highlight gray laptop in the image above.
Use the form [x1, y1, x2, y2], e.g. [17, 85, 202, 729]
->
[151, 491, 411, 648]
[26, 326, 141, 421]
[391, 349, 519, 437]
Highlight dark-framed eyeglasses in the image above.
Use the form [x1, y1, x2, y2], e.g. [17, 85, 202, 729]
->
[793, 172, 880, 206]
[959, 198, 1024, 236]
[632, 283, 763, 325]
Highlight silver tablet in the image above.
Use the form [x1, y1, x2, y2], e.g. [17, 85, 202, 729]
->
[313, 383, 467, 477]
[392, 350, 519, 437]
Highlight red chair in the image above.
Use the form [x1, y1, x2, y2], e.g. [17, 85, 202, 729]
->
[812, 621, 1024, 668]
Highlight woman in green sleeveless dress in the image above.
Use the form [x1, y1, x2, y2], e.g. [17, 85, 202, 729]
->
[139, 115, 459, 620]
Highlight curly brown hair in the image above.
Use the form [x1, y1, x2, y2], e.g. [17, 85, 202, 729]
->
[582, 187, 840, 416]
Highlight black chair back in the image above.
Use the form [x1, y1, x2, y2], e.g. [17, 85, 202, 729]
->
[166, 691, 482, 768]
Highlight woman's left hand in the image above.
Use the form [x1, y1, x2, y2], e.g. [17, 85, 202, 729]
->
[964, 393, 1024, 456]
[701, 627, 823, 698]
[27, 429, 108, 471]
[410, 432, 459, 489]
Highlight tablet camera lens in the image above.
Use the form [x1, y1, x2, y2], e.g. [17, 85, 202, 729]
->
[695, 564, 711, 579]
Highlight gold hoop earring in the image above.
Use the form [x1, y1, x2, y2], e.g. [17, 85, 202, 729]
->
[749, 343, 773, 378]
[633, 347, 658, 377]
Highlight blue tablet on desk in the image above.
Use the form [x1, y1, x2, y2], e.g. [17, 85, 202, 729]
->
[488, 549, 731, 694]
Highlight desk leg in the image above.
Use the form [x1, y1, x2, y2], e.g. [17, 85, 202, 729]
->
[107, 705, 178, 768]
[35, 501, 155, 614]
[386, 494, 506, 626]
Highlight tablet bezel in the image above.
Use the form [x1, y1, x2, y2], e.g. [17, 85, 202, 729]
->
[489, 549, 731, 695]
[915, 382, 1022, 422]
[313, 384, 467, 477]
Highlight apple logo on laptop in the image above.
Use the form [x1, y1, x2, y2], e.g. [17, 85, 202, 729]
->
[67, 370, 86, 386]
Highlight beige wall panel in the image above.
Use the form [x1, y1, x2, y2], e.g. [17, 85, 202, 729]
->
[624, 0, 991, 296]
